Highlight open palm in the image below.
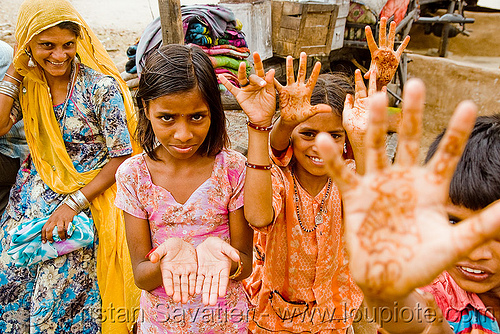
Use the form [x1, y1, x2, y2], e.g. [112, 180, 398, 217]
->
[365, 17, 410, 89]
[195, 237, 240, 306]
[149, 238, 197, 303]
[219, 52, 276, 127]
[316, 79, 500, 301]
[276, 52, 331, 126]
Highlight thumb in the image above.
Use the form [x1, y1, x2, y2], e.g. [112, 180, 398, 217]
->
[149, 243, 170, 263]
[310, 103, 332, 115]
[220, 241, 240, 263]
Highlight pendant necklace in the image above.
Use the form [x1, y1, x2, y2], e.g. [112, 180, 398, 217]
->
[291, 170, 332, 232]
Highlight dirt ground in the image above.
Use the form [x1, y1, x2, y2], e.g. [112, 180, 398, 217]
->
[1, 2, 499, 158]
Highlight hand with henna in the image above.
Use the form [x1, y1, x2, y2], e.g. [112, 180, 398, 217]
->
[195, 237, 241, 306]
[149, 238, 198, 304]
[365, 17, 410, 89]
[315, 78, 500, 302]
[219, 52, 276, 128]
[275, 52, 332, 127]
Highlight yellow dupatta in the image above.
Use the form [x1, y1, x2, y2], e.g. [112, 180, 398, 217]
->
[14, 0, 140, 332]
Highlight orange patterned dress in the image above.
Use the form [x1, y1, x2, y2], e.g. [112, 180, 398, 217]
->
[243, 147, 363, 333]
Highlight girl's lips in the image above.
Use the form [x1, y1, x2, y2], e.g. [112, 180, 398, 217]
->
[172, 145, 194, 153]
[308, 155, 324, 166]
[456, 265, 493, 282]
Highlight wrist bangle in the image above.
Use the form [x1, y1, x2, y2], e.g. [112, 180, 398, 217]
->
[245, 161, 272, 170]
[4, 73, 22, 85]
[70, 190, 90, 212]
[247, 121, 273, 132]
[229, 260, 243, 280]
[63, 196, 80, 213]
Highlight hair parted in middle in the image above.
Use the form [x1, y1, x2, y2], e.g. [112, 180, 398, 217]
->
[135, 44, 229, 160]
[310, 72, 353, 117]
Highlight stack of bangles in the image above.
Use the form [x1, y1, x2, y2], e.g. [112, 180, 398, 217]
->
[246, 120, 273, 170]
[0, 74, 22, 123]
[62, 190, 90, 214]
[229, 260, 243, 280]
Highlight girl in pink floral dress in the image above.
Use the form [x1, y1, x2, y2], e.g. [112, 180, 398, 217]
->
[114, 44, 253, 333]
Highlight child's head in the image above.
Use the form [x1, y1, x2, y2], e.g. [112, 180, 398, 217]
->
[291, 73, 352, 177]
[425, 114, 500, 295]
[135, 44, 229, 160]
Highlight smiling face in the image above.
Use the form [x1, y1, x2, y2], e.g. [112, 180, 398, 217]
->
[146, 88, 211, 162]
[447, 202, 500, 297]
[28, 25, 77, 80]
[291, 112, 345, 179]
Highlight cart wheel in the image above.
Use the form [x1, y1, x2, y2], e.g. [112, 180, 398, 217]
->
[438, 0, 457, 57]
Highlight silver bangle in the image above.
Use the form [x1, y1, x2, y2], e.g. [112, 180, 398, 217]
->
[4, 73, 22, 85]
[0, 81, 19, 100]
[63, 196, 81, 213]
[70, 190, 90, 211]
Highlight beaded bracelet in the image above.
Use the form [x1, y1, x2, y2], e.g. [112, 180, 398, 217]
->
[245, 161, 272, 170]
[229, 260, 243, 280]
[246, 121, 273, 132]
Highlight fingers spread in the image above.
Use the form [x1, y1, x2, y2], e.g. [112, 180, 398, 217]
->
[354, 70, 367, 100]
[306, 61, 322, 91]
[387, 21, 396, 50]
[286, 56, 295, 86]
[297, 52, 307, 84]
[316, 132, 359, 193]
[252, 52, 265, 77]
[219, 74, 239, 97]
[426, 100, 477, 186]
[395, 79, 426, 167]
[365, 26, 377, 54]
[451, 200, 500, 262]
[396, 35, 411, 58]
[365, 93, 389, 173]
[379, 17, 387, 48]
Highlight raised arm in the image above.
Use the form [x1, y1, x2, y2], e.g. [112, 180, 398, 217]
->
[365, 17, 410, 90]
[0, 63, 23, 136]
[316, 79, 500, 332]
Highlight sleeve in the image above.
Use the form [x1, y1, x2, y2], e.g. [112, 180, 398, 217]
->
[270, 145, 294, 167]
[227, 151, 246, 212]
[114, 159, 148, 219]
[93, 75, 133, 158]
[250, 165, 285, 234]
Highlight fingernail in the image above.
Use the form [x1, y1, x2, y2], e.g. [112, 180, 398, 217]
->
[145, 247, 157, 259]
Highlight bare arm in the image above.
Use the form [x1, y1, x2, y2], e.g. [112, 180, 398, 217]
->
[0, 64, 23, 136]
[42, 155, 130, 242]
[317, 79, 500, 332]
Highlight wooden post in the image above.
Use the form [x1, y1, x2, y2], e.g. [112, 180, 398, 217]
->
[158, 0, 184, 45]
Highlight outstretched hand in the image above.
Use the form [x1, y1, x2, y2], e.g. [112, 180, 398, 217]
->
[149, 238, 198, 303]
[365, 17, 410, 89]
[316, 78, 500, 301]
[275, 52, 332, 127]
[195, 237, 240, 306]
[219, 52, 276, 127]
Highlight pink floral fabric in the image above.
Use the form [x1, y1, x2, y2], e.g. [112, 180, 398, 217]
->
[115, 149, 250, 333]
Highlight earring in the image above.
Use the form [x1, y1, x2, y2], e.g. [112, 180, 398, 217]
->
[343, 142, 347, 154]
[25, 49, 36, 68]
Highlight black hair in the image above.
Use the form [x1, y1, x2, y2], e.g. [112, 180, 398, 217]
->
[310, 72, 353, 117]
[56, 21, 81, 39]
[425, 114, 500, 210]
[135, 44, 228, 160]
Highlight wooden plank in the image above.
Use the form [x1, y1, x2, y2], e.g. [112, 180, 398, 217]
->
[271, 1, 284, 43]
[299, 26, 329, 42]
[325, 5, 339, 50]
[304, 3, 337, 12]
[281, 16, 302, 30]
[158, 0, 183, 44]
[304, 13, 332, 27]
[282, 1, 303, 16]
[279, 27, 300, 42]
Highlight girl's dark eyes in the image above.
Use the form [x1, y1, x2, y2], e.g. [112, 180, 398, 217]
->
[161, 115, 173, 122]
[449, 219, 459, 225]
[300, 132, 315, 138]
[191, 114, 205, 121]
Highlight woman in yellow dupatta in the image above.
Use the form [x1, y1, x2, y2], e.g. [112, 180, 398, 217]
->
[0, 0, 140, 332]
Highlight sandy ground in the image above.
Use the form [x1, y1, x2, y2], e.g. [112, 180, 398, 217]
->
[1, 1, 499, 156]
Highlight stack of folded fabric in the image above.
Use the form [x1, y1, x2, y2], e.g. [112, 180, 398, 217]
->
[135, 5, 251, 91]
